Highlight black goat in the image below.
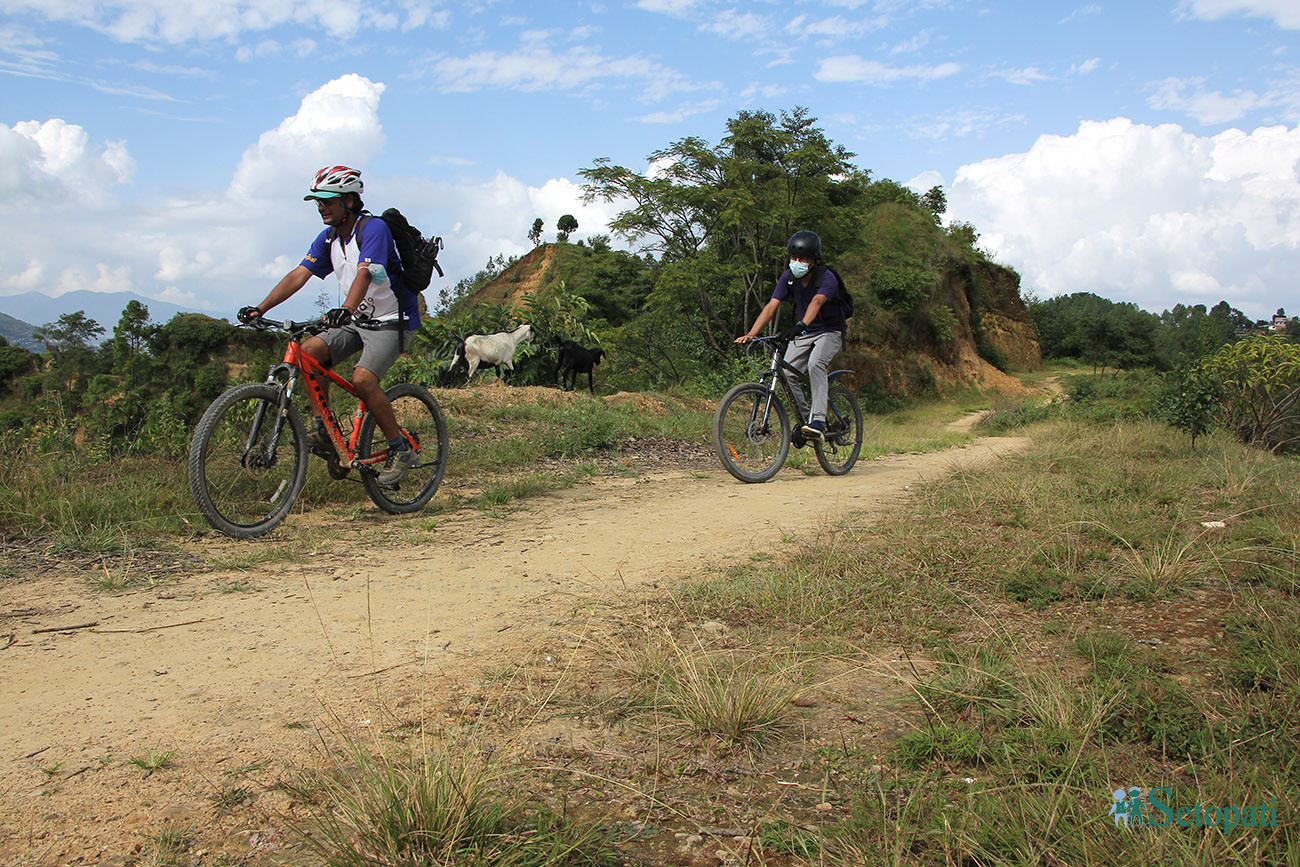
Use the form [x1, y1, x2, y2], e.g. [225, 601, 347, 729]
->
[557, 340, 604, 393]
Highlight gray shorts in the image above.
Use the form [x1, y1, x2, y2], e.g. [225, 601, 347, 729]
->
[318, 324, 406, 379]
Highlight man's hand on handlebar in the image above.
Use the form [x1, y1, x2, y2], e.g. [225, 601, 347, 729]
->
[324, 307, 353, 328]
[237, 306, 263, 324]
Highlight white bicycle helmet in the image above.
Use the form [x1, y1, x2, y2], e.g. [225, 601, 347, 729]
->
[305, 165, 363, 200]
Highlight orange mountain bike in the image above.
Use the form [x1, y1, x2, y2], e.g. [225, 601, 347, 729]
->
[187, 316, 448, 539]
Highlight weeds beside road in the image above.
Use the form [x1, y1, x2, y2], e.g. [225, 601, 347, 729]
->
[2, 376, 1298, 865]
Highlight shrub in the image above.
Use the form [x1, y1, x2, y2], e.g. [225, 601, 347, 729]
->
[1198, 334, 1300, 452]
[1155, 364, 1223, 447]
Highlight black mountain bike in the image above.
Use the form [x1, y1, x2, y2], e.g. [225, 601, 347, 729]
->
[713, 335, 863, 483]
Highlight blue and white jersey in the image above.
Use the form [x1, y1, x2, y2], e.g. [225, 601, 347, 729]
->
[301, 215, 420, 328]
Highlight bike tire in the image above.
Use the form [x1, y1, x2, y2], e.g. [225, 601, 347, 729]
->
[815, 383, 863, 476]
[188, 382, 308, 539]
[359, 383, 449, 514]
[713, 382, 790, 483]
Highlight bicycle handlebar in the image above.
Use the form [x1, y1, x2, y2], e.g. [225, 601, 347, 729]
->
[240, 315, 392, 335]
[738, 333, 790, 362]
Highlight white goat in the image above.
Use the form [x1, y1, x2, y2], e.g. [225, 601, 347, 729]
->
[449, 323, 534, 383]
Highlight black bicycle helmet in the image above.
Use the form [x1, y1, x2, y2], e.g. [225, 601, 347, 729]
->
[787, 230, 822, 260]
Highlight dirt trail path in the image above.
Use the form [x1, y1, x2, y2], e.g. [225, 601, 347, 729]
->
[0, 429, 1026, 863]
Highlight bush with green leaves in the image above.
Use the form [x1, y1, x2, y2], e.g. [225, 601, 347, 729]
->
[1155, 364, 1224, 447]
[1197, 333, 1300, 452]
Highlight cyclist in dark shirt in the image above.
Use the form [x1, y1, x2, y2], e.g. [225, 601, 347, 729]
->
[735, 230, 847, 440]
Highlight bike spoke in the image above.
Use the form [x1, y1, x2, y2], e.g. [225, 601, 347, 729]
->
[359, 384, 448, 512]
[714, 383, 790, 483]
[188, 383, 307, 538]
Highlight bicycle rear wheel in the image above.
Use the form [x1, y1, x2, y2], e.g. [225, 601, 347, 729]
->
[359, 383, 449, 513]
[814, 383, 863, 476]
[188, 382, 308, 539]
[713, 382, 790, 483]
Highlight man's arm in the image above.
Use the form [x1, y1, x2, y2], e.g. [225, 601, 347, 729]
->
[339, 267, 372, 314]
[801, 292, 828, 326]
[252, 265, 316, 314]
[736, 297, 782, 343]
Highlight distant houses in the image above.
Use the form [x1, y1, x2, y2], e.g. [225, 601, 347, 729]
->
[1246, 308, 1296, 335]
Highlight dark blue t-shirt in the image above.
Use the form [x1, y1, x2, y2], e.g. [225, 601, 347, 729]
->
[773, 267, 846, 335]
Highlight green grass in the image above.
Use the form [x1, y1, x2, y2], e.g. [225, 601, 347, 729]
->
[130, 745, 176, 774]
[595, 626, 806, 750]
[290, 743, 621, 867]
[141, 824, 193, 867]
[671, 415, 1300, 865]
[0, 388, 710, 563]
[0, 380, 991, 568]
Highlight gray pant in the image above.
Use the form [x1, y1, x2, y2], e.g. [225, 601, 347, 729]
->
[782, 331, 843, 424]
[318, 323, 406, 380]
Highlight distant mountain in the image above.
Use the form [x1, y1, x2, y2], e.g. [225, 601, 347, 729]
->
[0, 291, 213, 343]
[0, 312, 44, 352]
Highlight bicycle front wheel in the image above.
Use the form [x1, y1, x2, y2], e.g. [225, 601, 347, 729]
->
[188, 382, 308, 539]
[815, 383, 863, 476]
[359, 383, 449, 514]
[713, 382, 790, 483]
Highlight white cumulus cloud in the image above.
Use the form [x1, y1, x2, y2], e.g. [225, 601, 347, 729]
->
[947, 117, 1300, 319]
[228, 74, 386, 203]
[0, 118, 134, 206]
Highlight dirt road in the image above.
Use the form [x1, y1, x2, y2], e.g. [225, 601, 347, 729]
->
[0, 429, 1025, 864]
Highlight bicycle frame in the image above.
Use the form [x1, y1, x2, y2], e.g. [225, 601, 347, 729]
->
[746, 336, 853, 437]
[257, 327, 391, 472]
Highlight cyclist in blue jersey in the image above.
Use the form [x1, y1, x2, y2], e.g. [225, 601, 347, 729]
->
[239, 165, 421, 484]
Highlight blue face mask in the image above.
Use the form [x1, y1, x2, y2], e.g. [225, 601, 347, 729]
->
[789, 260, 811, 278]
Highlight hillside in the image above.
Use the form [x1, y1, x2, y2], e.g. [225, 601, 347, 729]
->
[0, 290, 205, 343]
[467, 243, 562, 308]
[470, 240, 1041, 396]
[0, 312, 42, 352]
[840, 254, 1040, 396]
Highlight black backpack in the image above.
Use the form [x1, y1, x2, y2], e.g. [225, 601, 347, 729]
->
[328, 209, 444, 292]
[809, 265, 854, 318]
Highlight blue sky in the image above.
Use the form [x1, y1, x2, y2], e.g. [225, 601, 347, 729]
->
[2, 0, 1298, 324]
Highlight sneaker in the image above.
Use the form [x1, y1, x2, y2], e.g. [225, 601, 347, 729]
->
[801, 419, 826, 441]
[376, 444, 417, 485]
[306, 417, 332, 456]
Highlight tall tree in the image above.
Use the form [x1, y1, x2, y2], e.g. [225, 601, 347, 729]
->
[581, 107, 861, 354]
[921, 185, 947, 223]
[33, 311, 104, 352]
[556, 214, 579, 243]
[528, 218, 544, 246]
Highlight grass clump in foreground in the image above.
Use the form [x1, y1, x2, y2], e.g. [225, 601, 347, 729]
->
[676, 417, 1299, 865]
[290, 744, 620, 867]
[600, 625, 804, 750]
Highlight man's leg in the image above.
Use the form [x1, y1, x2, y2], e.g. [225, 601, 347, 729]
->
[805, 332, 843, 424]
[302, 335, 335, 404]
[354, 328, 418, 485]
[302, 334, 343, 453]
[352, 328, 404, 441]
[781, 337, 813, 421]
